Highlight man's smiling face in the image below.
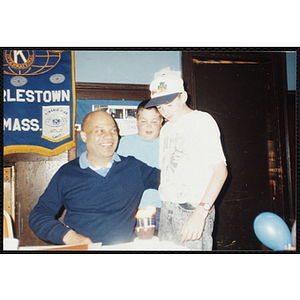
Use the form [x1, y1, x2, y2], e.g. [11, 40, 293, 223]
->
[80, 111, 119, 168]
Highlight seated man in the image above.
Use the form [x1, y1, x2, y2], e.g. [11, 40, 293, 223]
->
[29, 111, 160, 246]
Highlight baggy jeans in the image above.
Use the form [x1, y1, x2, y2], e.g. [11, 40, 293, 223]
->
[158, 201, 215, 250]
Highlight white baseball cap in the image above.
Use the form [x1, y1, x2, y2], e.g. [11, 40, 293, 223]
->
[145, 67, 184, 108]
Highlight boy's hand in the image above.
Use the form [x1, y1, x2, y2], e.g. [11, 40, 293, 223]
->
[180, 207, 208, 243]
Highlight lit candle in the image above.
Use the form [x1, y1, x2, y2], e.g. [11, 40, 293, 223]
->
[135, 206, 156, 228]
[144, 217, 148, 227]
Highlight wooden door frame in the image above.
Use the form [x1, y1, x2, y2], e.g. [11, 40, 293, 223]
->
[75, 82, 150, 100]
[181, 51, 294, 223]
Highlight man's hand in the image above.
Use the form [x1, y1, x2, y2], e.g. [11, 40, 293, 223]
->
[63, 230, 92, 245]
[180, 207, 208, 243]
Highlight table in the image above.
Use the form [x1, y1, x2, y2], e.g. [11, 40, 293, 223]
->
[17, 237, 189, 251]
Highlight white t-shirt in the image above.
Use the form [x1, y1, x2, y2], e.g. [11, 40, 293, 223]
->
[159, 110, 226, 206]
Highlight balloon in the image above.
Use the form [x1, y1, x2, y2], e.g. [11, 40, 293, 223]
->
[291, 221, 296, 247]
[253, 212, 292, 250]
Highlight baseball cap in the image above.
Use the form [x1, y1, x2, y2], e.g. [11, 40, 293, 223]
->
[145, 67, 184, 108]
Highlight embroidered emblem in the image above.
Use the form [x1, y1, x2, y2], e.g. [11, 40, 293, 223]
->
[42, 106, 70, 142]
[10, 76, 28, 87]
[157, 81, 167, 93]
[4, 50, 62, 76]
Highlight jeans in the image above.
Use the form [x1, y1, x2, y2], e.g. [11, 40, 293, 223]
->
[158, 201, 215, 250]
[154, 208, 161, 230]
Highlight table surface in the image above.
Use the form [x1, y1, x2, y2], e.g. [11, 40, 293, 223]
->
[17, 237, 189, 251]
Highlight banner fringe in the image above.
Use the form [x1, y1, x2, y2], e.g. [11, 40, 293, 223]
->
[4, 141, 75, 157]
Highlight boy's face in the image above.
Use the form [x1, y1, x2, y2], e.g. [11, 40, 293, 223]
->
[137, 108, 163, 141]
[157, 92, 187, 123]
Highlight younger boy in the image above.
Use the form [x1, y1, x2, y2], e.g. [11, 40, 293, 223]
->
[117, 100, 163, 229]
[145, 68, 228, 250]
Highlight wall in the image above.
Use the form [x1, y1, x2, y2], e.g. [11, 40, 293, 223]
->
[74, 50, 296, 91]
[74, 51, 181, 84]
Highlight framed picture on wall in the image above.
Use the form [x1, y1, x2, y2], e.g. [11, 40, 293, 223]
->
[92, 104, 139, 136]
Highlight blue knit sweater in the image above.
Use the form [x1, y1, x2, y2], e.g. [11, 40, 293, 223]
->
[29, 155, 160, 245]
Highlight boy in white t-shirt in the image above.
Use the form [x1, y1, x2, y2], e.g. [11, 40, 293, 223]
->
[145, 68, 228, 250]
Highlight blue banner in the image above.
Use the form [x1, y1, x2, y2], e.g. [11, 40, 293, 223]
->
[3, 50, 76, 156]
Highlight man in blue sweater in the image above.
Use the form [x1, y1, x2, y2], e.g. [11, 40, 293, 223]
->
[29, 111, 160, 246]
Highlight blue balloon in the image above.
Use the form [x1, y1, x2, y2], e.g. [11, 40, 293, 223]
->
[253, 212, 292, 250]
